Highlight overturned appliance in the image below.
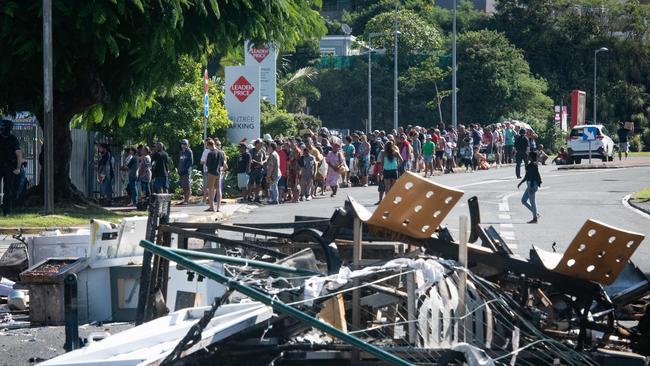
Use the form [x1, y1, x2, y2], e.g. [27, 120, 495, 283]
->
[43, 173, 650, 366]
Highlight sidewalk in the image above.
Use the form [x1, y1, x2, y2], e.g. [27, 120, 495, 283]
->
[558, 156, 650, 170]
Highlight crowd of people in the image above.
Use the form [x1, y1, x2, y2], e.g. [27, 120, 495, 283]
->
[91, 121, 558, 217]
[227, 122, 551, 207]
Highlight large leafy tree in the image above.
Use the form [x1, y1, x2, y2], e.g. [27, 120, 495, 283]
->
[492, 0, 650, 135]
[94, 56, 230, 155]
[0, 0, 325, 201]
[456, 30, 553, 123]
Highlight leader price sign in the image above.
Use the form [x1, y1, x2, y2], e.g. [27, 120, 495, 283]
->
[245, 41, 277, 105]
[225, 66, 260, 144]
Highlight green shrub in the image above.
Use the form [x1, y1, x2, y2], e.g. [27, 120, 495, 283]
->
[642, 128, 650, 151]
[630, 134, 645, 152]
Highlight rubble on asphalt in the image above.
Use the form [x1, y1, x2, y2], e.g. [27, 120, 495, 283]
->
[2, 173, 649, 366]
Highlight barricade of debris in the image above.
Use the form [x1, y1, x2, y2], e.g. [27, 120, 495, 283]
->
[5, 172, 649, 365]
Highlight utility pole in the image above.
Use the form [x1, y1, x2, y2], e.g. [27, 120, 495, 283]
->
[43, 0, 54, 214]
[393, 0, 399, 132]
[451, 0, 458, 129]
[368, 32, 383, 134]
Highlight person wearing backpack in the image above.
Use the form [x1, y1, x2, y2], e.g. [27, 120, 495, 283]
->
[0, 119, 23, 216]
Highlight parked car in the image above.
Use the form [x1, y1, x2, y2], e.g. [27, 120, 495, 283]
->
[567, 124, 614, 164]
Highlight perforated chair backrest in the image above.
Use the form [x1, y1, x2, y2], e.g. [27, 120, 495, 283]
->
[551, 219, 645, 285]
[367, 172, 464, 239]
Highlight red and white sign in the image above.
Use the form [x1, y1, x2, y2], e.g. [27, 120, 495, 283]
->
[229, 76, 255, 103]
[204, 69, 209, 94]
[245, 41, 277, 105]
[225, 66, 260, 144]
[248, 47, 270, 63]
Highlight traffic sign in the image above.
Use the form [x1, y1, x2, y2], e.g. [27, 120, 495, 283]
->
[203, 93, 209, 118]
[582, 126, 598, 141]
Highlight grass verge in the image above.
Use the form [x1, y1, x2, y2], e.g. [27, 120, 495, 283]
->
[633, 187, 650, 201]
[629, 152, 650, 157]
[0, 204, 147, 228]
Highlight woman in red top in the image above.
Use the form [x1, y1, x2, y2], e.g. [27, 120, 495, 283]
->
[482, 126, 494, 155]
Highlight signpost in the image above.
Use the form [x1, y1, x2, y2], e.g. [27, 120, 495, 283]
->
[582, 126, 598, 164]
[203, 69, 209, 142]
[225, 66, 261, 144]
[244, 41, 277, 106]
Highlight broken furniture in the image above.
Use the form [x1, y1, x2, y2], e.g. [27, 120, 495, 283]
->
[48, 170, 650, 366]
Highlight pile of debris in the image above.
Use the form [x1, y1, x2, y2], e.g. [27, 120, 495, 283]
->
[13, 172, 650, 365]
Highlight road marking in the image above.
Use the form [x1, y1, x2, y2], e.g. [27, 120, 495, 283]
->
[456, 178, 511, 188]
[622, 194, 650, 220]
[499, 214, 511, 220]
[500, 223, 513, 228]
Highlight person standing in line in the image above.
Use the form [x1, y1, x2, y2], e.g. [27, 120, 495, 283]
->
[514, 129, 529, 179]
[494, 123, 504, 165]
[97, 143, 114, 204]
[124, 147, 139, 207]
[325, 142, 344, 197]
[410, 131, 422, 173]
[357, 134, 371, 187]
[138, 146, 152, 202]
[434, 130, 446, 171]
[151, 142, 170, 193]
[299, 145, 316, 201]
[287, 141, 301, 203]
[422, 134, 435, 177]
[377, 141, 403, 201]
[236, 143, 251, 196]
[617, 122, 631, 161]
[504, 122, 516, 164]
[342, 136, 355, 187]
[0, 119, 22, 216]
[398, 134, 412, 176]
[278, 141, 290, 202]
[518, 151, 542, 224]
[213, 139, 228, 204]
[199, 138, 212, 204]
[178, 139, 194, 205]
[205, 139, 224, 212]
[247, 139, 267, 203]
[266, 141, 281, 205]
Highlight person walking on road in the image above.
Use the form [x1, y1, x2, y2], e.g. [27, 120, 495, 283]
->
[617, 122, 631, 161]
[518, 151, 542, 224]
[514, 129, 529, 179]
[178, 139, 193, 205]
[0, 119, 23, 216]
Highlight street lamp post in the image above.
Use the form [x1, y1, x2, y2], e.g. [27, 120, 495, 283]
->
[43, 0, 54, 214]
[593, 47, 608, 124]
[368, 32, 383, 134]
[451, 0, 457, 129]
[393, 0, 399, 132]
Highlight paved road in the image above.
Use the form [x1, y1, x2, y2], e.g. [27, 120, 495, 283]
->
[229, 164, 650, 271]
